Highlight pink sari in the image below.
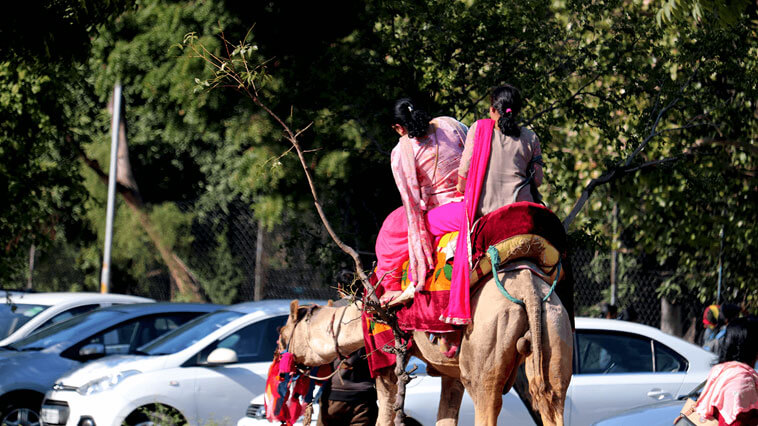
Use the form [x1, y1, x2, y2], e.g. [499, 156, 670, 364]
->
[441, 119, 496, 325]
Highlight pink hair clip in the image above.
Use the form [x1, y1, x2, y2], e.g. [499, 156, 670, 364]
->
[505, 108, 512, 114]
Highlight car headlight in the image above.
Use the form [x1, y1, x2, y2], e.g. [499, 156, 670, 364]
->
[77, 370, 141, 395]
[246, 403, 266, 419]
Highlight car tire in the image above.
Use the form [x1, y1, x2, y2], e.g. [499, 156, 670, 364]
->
[0, 398, 42, 426]
[124, 404, 187, 426]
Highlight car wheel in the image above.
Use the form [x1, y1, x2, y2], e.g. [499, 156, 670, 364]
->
[124, 404, 186, 426]
[0, 404, 42, 426]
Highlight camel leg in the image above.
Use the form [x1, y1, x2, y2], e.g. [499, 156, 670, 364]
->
[375, 367, 398, 426]
[436, 376, 465, 426]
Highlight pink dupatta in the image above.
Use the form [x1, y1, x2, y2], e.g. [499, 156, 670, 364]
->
[442, 119, 496, 324]
[391, 137, 435, 288]
[696, 361, 758, 424]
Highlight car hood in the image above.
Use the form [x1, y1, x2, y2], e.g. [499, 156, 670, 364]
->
[0, 351, 76, 392]
[56, 355, 171, 388]
[593, 398, 686, 425]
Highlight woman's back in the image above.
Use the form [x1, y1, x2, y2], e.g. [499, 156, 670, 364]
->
[480, 125, 541, 214]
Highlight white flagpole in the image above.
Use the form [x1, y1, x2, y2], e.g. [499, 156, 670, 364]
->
[101, 83, 122, 294]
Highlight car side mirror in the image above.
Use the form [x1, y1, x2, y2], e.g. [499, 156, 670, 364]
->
[205, 347, 238, 365]
[78, 343, 106, 360]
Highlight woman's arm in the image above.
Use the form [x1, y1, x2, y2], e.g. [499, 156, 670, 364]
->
[457, 121, 478, 193]
[532, 133, 544, 187]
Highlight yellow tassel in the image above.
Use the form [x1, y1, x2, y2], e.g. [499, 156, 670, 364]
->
[303, 403, 313, 426]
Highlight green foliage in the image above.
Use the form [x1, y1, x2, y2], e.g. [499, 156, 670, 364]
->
[656, 0, 754, 27]
[1, 0, 755, 314]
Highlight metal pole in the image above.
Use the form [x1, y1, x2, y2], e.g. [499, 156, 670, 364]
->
[100, 83, 122, 294]
[717, 226, 724, 304]
[610, 202, 618, 306]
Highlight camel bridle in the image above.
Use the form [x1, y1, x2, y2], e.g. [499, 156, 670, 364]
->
[279, 304, 351, 381]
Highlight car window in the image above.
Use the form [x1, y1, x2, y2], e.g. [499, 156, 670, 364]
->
[0, 303, 49, 338]
[81, 313, 199, 356]
[653, 341, 687, 372]
[198, 315, 288, 364]
[577, 331, 653, 374]
[84, 321, 140, 355]
[132, 314, 198, 348]
[39, 304, 101, 330]
[8, 310, 123, 351]
[141, 310, 244, 356]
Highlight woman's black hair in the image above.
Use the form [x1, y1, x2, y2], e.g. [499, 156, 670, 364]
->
[393, 98, 431, 139]
[490, 85, 522, 138]
[718, 317, 758, 365]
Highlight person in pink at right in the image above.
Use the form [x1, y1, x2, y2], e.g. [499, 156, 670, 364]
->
[689, 317, 758, 426]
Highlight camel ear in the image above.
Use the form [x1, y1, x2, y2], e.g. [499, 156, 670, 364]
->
[289, 299, 299, 322]
[327, 299, 334, 307]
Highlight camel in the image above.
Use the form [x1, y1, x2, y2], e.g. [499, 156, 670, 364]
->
[279, 268, 573, 426]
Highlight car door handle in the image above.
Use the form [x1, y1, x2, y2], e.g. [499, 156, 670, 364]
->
[647, 389, 671, 400]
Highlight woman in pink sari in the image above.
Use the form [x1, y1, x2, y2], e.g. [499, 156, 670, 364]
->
[681, 317, 758, 425]
[374, 98, 467, 303]
[443, 85, 544, 325]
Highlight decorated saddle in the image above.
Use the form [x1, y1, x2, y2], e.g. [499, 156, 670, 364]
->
[363, 201, 572, 375]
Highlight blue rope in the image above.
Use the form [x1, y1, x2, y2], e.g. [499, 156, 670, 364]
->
[487, 246, 525, 306]
[486, 246, 562, 306]
[542, 260, 561, 303]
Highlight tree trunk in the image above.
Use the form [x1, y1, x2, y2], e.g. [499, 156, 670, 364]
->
[660, 298, 682, 336]
[78, 101, 205, 302]
[27, 244, 35, 290]
[254, 224, 267, 301]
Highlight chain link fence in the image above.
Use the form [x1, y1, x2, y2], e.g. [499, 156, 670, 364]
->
[84, 199, 709, 339]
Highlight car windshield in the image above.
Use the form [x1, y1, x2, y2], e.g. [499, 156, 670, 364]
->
[0, 303, 50, 338]
[8, 310, 123, 351]
[139, 310, 244, 355]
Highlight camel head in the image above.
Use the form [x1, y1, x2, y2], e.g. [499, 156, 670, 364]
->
[277, 299, 335, 367]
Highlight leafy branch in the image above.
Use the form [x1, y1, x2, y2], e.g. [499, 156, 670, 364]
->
[563, 63, 703, 230]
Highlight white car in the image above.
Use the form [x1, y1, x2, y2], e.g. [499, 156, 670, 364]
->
[0, 292, 153, 347]
[41, 300, 325, 426]
[239, 317, 716, 426]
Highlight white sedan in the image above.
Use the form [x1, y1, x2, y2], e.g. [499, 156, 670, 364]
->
[0, 292, 152, 347]
[41, 300, 324, 426]
[239, 317, 716, 426]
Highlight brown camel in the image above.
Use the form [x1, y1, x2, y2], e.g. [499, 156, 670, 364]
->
[279, 268, 573, 426]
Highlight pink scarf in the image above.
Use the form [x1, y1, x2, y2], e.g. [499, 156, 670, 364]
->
[442, 119, 495, 324]
[393, 135, 435, 287]
[696, 361, 758, 424]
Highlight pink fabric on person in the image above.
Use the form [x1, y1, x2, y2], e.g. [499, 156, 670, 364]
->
[390, 117, 467, 289]
[425, 201, 464, 238]
[696, 361, 758, 424]
[374, 207, 410, 291]
[375, 202, 465, 292]
[442, 119, 496, 325]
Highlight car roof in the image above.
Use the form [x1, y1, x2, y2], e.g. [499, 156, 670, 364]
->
[1, 292, 153, 306]
[223, 299, 328, 315]
[224, 299, 327, 315]
[97, 302, 222, 315]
